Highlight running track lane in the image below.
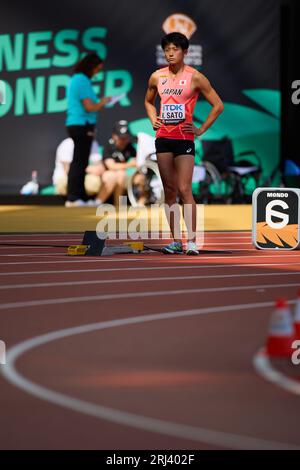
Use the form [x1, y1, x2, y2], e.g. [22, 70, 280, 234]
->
[0, 232, 300, 449]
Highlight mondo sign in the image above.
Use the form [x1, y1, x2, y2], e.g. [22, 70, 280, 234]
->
[252, 188, 300, 250]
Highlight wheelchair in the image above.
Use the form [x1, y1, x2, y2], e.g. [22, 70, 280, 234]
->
[201, 139, 263, 204]
[127, 135, 265, 206]
[220, 151, 263, 203]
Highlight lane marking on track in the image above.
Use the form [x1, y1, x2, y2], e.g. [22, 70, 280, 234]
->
[0, 238, 253, 244]
[0, 231, 251, 237]
[1, 254, 300, 266]
[1, 301, 298, 450]
[0, 232, 252, 244]
[253, 348, 300, 396]
[1, 272, 300, 290]
[0, 253, 68, 258]
[0, 239, 81, 243]
[0, 246, 69, 249]
[0, 249, 277, 258]
[2, 262, 300, 277]
[0, 253, 67, 257]
[0, 242, 254, 249]
[0, 282, 299, 311]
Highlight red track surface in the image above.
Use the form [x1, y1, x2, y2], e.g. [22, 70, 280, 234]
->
[0, 231, 300, 450]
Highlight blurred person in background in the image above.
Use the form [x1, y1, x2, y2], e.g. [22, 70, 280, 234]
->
[65, 52, 111, 207]
[53, 137, 105, 200]
[98, 120, 145, 207]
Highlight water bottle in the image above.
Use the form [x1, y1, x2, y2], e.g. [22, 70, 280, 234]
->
[20, 170, 39, 195]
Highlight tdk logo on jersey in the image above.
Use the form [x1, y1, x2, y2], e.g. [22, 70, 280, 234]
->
[163, 104, 184, 112]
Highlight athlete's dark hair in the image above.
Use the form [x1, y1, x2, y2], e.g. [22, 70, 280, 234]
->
[161, 32, 189, 51]
[73, 53, 103, 78]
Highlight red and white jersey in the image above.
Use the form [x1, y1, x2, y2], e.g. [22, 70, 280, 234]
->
[156, 65, 199, 141]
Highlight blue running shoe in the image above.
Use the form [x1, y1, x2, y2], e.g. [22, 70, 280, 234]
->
[162, 241, 183, 254]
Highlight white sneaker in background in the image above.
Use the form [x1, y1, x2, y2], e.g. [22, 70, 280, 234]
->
[65, 199, 87, 207]
[86, 198, 103, 207]
[186, 241, 199, 256]
[20, 170, 39, 195]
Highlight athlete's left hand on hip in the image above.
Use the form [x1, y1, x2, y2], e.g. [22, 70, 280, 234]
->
[182, 123, 204, 136]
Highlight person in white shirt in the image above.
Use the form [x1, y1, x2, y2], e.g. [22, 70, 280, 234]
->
[53, 138, 105, 200]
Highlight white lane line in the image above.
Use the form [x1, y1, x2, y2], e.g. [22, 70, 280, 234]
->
[1, 273, 300, 291]
[0, 239, 81, 243]
[0, 247, 67, 250]
[0, 248, 261, 258]
[0, 235, 79, 238]
[0, 249, 263, 258]
[0, 253, 66, 257]
[0, 282, 298, 311]
[2, 262, 300, 277]
[199, 242, 252, 245]
[204, 231, 250, 234]
[1, 254, 300, 266]
[0, 238, 252, 244]
[0, 231, 251, 237]
[253, 348, 300, 395]
[1, 301, 298, 450]
[0, 242, 253, 248]
[0, 258, 180, 265]
[0, 254, 66, 257]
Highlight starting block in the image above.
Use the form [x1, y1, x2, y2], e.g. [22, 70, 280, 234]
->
[123, 241, 144, 253]
[67, 231, 145, 256]
[252, 188, 300, 250]
[101, 245, 135, 256]
[67, 245, 89, 256]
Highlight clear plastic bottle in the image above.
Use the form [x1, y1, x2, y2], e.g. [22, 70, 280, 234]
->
[20, 170, 39, 195]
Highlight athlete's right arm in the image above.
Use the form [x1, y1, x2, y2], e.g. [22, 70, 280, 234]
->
[144, 73, 163, 130]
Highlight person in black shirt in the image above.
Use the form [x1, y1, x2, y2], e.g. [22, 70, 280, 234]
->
[97, 120, 142, 206]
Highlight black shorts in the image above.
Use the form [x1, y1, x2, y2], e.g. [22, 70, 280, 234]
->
[155, 137, 195, 157]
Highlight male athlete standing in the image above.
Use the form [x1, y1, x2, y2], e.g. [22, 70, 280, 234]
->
[145, 32, 224, 255]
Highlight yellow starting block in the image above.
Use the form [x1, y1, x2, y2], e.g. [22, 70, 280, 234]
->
[123, 241, 144, 253]
[67, 236, 145, 256]
[67, 245, 89, 256]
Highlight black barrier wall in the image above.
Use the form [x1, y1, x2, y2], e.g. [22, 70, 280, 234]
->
[280, 0, 300, 186]
[0, 0, 280, 193]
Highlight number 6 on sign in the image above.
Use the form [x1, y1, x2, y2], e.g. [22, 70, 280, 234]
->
[252, 188, 300, 250]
